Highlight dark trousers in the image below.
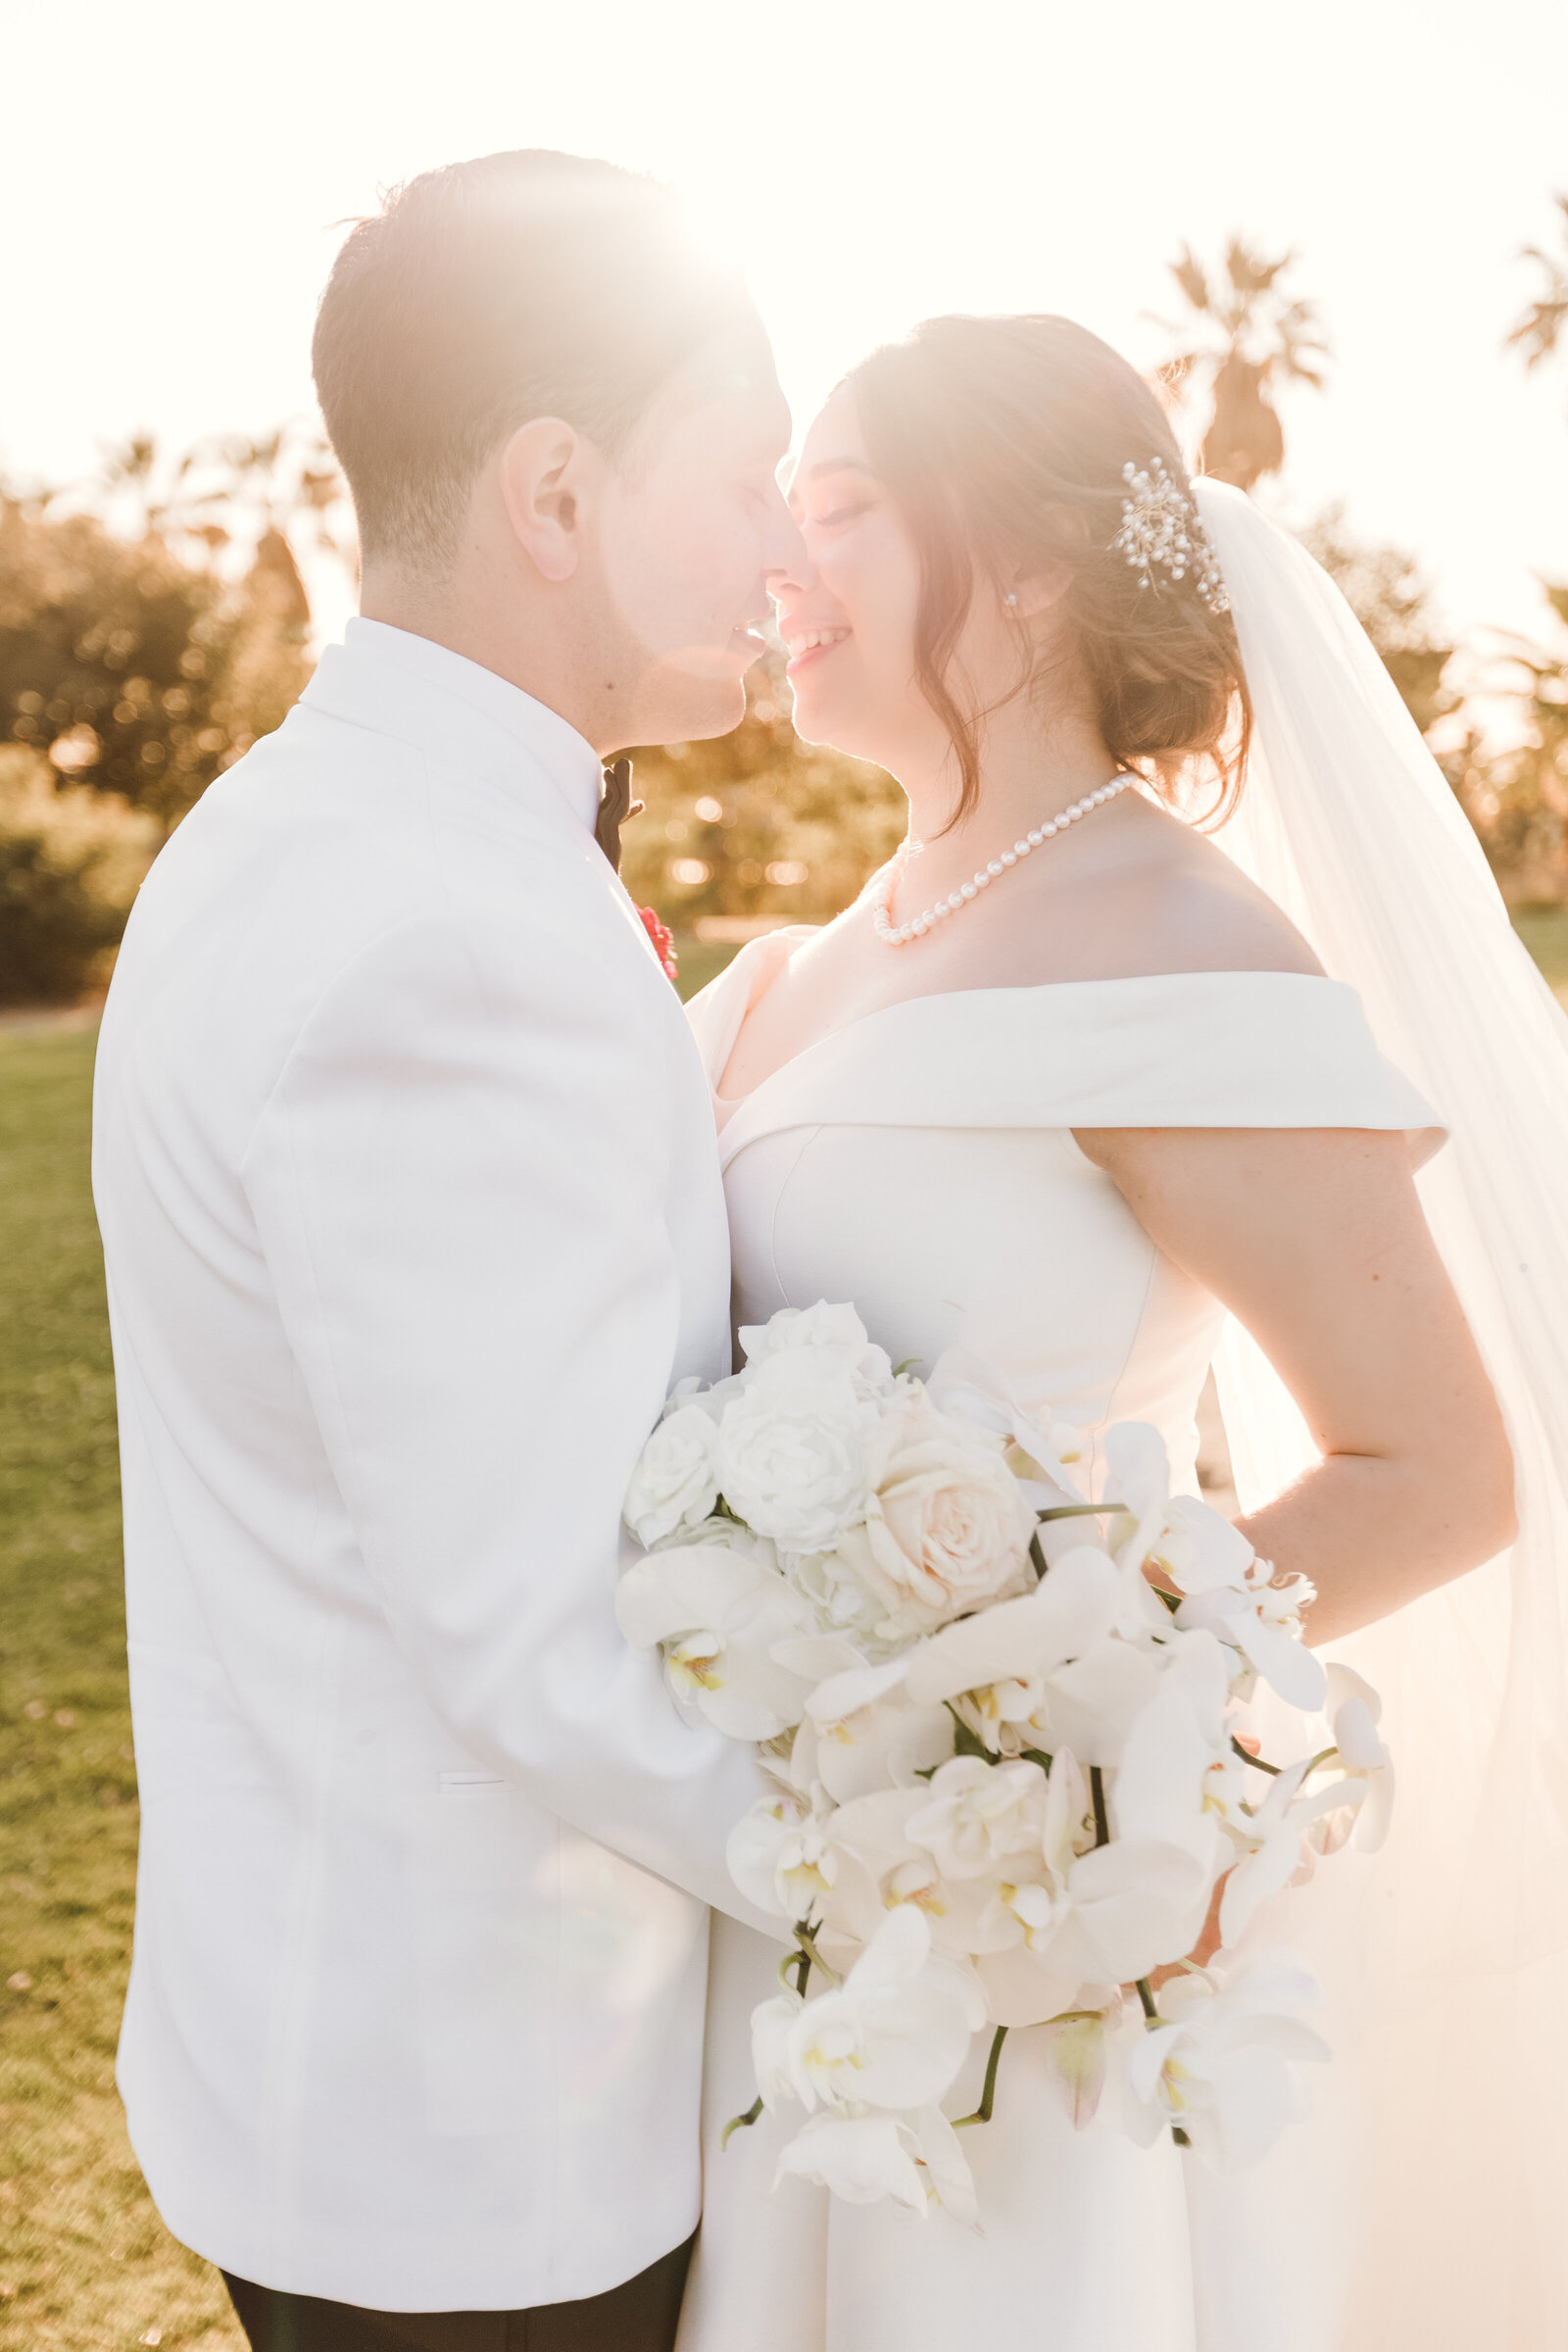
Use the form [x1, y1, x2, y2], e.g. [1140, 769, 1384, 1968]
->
[221, 2235, 695, 2352]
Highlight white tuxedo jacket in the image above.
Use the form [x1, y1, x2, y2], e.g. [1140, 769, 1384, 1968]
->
[92, 621, 769, 2313]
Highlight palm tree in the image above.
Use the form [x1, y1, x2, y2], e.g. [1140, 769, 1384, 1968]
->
[1154, 238, 1330, 491]
[1505, 193, 1568, 378]
[95, 432, 196, 540]
[181, 424, 356, 634]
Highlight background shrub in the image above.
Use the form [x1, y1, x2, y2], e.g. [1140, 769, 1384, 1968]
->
[0, 750, 158, 1005]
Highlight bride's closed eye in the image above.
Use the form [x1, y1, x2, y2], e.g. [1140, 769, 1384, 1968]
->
[809, 501, 872, 530]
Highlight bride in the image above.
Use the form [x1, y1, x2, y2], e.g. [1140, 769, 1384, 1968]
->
[671, 316, 1568, 2349]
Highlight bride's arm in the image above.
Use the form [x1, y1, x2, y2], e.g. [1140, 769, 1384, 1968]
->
[1072, 1123, 1517, 1644]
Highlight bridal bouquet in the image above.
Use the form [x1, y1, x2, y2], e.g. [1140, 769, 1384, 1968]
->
[616, 1303, 1392, 2223]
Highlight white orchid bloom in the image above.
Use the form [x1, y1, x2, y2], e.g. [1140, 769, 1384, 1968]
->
[905, 2102, 980, 2226]
[1322, 1663, 1396, 1853]
[751, 1986, 805, 2110]
[728, 1788, 839, 1922]
[614, 1543, 818, 1740]
[925, 1347, 1088, 1498]
[819, 1786, 999, 1960]
[1217, 1756, 1368, 1946]
[905, 1755, 1051, 1882]
[1100, 1423, 1187, 1632]
[738, 1299, 897, 1402]
[1167, 1513, 1327, 1713]
[792, 1655, 955, 1805]
[1124, 1951, 1330, 2173]
[780, 1903, 985, 2118]
[775, 2112, 929, 2213]
[1038, 2001, 1118, 2131]
[1100, 1426, 1286, 1655]
[904, 1545, 1160, 1769]
[774, 2104, 978, 2224]
[974, 1752, 1209, 2016]
[1112, 1633, 1234, 1879]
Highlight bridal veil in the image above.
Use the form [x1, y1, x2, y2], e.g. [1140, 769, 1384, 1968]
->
[1196, 480, 1568, 2346]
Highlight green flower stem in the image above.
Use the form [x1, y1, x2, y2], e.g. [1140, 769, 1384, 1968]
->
[1090, 1764, 1110, 1849]
[954, 2025, 1009, 2128]
[1136, 1977, 1192, 2150]
[721, 2096, 763, 2150]
[945, 1701, 991, 1760]
[794, 1927, 842, 1989]
[1230, 1735, 1283, 1776]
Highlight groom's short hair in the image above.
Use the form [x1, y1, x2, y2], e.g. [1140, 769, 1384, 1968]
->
[313, 150, 754, 570]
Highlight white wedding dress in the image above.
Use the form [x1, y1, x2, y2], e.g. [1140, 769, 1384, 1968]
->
[674, 929, 1441, 2352]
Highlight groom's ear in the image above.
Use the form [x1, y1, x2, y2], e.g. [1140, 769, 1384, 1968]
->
[497, 416, 592, 583]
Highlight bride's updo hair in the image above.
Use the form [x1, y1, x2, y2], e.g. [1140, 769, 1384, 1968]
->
[844, 314, 1250, 824]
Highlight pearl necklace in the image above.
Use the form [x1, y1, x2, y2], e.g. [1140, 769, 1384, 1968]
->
[868, 774, 1136, 947]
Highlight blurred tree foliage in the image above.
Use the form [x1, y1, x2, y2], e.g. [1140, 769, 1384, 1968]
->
[1445, 584, 1568, 906]
[1298, 504, 1457, 737]
[1154, 239, 1329, 491]
[1506, 192, 1568, 396]
[619, 651, 904, 929]
[0, 492, 312, 838]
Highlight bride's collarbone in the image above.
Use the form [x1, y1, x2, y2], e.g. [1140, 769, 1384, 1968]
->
[721, 840, 1320, 1100]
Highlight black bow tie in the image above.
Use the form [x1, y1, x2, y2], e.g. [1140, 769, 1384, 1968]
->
[595, 758, 643, 874]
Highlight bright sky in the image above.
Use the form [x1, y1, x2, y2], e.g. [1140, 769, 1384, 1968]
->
[6, 0, 1566, 662]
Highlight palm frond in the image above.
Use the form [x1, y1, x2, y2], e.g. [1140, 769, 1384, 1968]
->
[1224, 237, 1292, 297]
[1168, 245, 1212, 315]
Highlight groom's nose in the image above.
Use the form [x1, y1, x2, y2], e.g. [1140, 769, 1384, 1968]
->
[766, 518, 817, 604]
[760, 484, 809, 591]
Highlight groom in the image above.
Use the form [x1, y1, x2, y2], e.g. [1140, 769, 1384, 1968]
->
[92, 152, 801, 2350]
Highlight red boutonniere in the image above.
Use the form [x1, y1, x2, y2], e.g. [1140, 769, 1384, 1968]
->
[638, 906, 679, 984]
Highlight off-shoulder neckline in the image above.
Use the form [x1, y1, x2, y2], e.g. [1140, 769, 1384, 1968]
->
[704, 930, 1349, 1114]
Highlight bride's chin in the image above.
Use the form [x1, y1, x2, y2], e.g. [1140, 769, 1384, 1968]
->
[787, 687, 875, 763]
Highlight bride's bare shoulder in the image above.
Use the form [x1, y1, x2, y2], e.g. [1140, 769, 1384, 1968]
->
[1004, 801, 1324, 984]
[1122, 817, 1323, 977]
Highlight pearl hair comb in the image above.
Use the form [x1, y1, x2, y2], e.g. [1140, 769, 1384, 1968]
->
[1112, 458, 1229, 614]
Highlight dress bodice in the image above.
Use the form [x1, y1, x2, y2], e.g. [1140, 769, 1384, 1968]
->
[688, 927, 1442, 1497]
[683, 931, 1448, 2352]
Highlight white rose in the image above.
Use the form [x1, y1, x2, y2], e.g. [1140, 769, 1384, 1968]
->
[738, 1299, 897, 1401]
[831, 1397, 1037, 1637]
[681, 1514, 781, 1573]
[623, 1402, 721, 1548]
[714, 1353, 873, 1552]
[782, 1542, 891, 1646]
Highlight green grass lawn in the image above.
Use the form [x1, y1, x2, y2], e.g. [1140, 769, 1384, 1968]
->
[1512, 904, 1568, 997]
[0, 911, 1560, 2348]
[0, 1028, 238, 2350]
